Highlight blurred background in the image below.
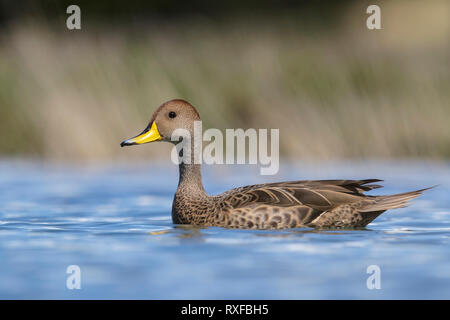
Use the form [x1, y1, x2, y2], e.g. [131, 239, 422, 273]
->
[1, 1, 450, 300]
[0, 0, 449, 163]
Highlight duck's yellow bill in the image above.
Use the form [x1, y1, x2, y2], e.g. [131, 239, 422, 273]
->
[120, 122, 162, 147]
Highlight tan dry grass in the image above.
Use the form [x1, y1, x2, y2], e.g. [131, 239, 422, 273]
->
[0, 1, 449, 163]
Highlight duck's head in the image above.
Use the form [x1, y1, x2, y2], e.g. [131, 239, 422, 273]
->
[120, 99, 201, 147]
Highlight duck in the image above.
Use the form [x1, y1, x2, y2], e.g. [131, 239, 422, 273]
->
[121, 99, 429, 229]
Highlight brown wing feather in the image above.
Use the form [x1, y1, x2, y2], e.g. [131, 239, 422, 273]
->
[220, 179, 383, 210]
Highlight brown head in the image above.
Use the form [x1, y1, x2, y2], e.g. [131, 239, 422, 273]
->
[120, 99, 201, 147]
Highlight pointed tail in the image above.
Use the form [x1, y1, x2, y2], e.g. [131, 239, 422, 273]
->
[359, 186, 434, 212]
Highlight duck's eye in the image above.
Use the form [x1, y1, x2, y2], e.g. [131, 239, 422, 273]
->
[169, 111, 177, 119]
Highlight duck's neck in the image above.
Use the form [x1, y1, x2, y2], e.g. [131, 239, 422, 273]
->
[172, 136, 210, 224]
[172, 161, 211, 225]
[171, 141, 211, 225]
[176, 139, 207, 196]
[177, 162, 206, 196]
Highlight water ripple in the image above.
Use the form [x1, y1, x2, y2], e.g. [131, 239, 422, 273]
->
[0, 161, 449, 299]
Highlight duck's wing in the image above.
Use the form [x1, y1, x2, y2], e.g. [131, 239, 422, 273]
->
[219, 179, 383, 210]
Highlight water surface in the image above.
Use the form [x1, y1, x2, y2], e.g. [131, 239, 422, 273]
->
[0, 160, 449, 299]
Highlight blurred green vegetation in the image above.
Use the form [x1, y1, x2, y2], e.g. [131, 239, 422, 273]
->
[0, 0, 449, 162]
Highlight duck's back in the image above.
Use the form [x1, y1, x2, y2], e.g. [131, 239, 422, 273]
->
[205, 179, 428, 229]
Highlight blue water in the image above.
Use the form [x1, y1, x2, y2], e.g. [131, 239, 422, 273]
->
[0, 160, 449, 299]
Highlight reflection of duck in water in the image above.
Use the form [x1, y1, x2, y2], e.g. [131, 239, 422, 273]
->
[121, 99, 429, 230]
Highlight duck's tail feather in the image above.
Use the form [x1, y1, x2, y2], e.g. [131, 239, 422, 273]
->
[359, 186, 434, 213]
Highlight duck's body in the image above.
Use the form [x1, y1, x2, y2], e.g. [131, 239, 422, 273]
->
[172, 161, 426, 229]
[121, 99, 428, 229]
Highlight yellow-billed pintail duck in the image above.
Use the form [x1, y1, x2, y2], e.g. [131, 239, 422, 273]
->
[121, 99, 429, 229]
